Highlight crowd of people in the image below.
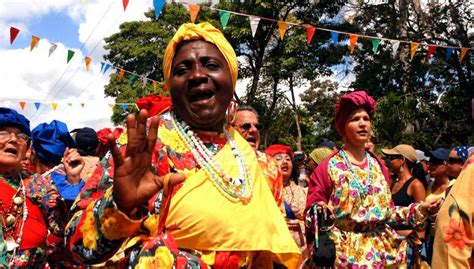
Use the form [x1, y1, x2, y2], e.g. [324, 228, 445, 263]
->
[0, 22, 473, 268]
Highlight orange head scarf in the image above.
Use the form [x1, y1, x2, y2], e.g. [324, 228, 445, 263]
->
[163, 22, 238, 92]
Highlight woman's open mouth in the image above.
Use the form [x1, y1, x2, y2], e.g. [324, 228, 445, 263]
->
[189, 89, 215, 105]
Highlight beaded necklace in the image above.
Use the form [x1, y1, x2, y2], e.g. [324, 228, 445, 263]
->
[340, 149, 373, 197]
[0, 173, 28, 266]
[171, 113, 252, 203]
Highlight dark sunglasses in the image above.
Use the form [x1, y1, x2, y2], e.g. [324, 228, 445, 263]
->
[447, 157, 464, 164]
[384, 155, 402, 161]
[239, 123, 262, 131]
[429, 158, 445, 166]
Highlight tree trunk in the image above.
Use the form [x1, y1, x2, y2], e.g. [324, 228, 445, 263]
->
[288, 76, 302, 151]
[263, 76, 280, 148]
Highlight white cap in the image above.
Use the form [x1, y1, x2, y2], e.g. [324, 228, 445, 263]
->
[416, 149, 430, 162]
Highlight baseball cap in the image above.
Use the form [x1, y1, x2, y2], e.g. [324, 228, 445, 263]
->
[427, 147, 450, 161]
[381, 144, 418, 163]
[415, 150, 430, 162]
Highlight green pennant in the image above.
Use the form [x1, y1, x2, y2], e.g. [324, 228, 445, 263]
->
[128, 73, 138, 85]
[372, 38, 380, 54]
[219, 11, 230, 30]
[67, 50, 75, 64]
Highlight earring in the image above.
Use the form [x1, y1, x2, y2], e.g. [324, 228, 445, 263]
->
[399, 166, 404, 173]
[226, 99, 237, 125]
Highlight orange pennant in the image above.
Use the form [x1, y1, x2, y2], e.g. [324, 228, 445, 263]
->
[51, 103, 58, 111]
[459, 48, 468, 63]
[153, 81, 158, 92]
[119, 69, 125, 80]
[19, 102, 26, 110]
[277, 21, 288, 40]
[85, 56, 92, 71]
[189, 4, 200, 23]
[349, 34, 358, 54]
[410, 42, 420, 60]
[30, 36, 40, 51]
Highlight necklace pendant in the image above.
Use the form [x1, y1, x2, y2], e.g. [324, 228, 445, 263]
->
[13, 196, 24, 205]
[5, 214, 16, 227]
[5, 236, 18, 252]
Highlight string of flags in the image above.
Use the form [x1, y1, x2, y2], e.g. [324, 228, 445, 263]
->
[2, 100, 140, 113]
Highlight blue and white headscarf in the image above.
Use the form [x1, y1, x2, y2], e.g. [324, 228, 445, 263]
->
[454, 146, 469, 163]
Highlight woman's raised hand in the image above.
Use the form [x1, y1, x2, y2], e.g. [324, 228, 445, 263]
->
[109, 109, 185, 215]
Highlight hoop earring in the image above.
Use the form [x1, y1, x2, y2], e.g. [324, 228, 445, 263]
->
[226, 99, 237, 125]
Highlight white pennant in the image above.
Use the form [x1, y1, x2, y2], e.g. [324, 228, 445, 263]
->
[390, 40, 400, 58]
[48, 43, 58, 57]
[142, 77, 148, 89]
[249, 16, 260, 37]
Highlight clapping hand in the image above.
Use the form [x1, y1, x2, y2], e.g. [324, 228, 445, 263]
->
[63, 147, 85, 184]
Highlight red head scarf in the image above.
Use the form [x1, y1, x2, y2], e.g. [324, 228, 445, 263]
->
[335, 90, 376, 136]
[265, 144, 293, 158]
[135, 95, 172, 117]
[96, 127, 124, 159]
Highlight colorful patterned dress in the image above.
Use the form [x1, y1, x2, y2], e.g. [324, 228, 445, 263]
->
[306, 150, 427, 268]
[65, 114, 300, 268]
[283, 181, 308, 252]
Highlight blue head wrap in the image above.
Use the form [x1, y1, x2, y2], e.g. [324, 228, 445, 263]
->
[31, 120, 76, 164]
[454, 146, 469, 163]
[0, 107, 31, 137]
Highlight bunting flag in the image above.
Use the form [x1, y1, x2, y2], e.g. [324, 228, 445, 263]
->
[189, 4, 200, 23]
[410, 42, 420, 60]
[122, 0, 129, 11]
[331, 31, 339, 44]
[306, 25, 316, 45]
[391, 40, 400, 58]
[10, 27, 20, 45]
[51, 103, 58, 111]
[121, 104, 127, 112]
[128, 73, 138, 84]
[119, 69, 125, 80]
[427, 45, 437, 59]
[278, 21, 288, 40]
[459, 48, 468, 63]
[67, 103, 72, 107]
[19, 102, 26, 110]
[34, 102, 41, 110]
[219, 11, 230, 30]
[372, 38, 380, 54]
[153, 0, 166, 19]
[101, 62, 111, 74]
[81, 103, 85, 108]
[30, 36, 40, 51]
[249, 16, 260, 37]
[67, 50, 75, 64]
[85, 56, 92, 71]
[349, 34, 358, 54]
[108, 104, 114, 110]
[153, 80, 158, 92]
[142, 77, 148, 89]
[48, 43, 58, 57]
[445, 47, 453, 61]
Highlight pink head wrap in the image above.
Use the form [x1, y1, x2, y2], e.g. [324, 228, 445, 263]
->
[335, 90, 376, 136]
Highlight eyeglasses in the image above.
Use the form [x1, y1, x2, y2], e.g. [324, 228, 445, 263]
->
[385, 155, 402, 161]
[447, 157, 464, 164]
[238, 123, 262, 131]
[0, 130, 30, 143]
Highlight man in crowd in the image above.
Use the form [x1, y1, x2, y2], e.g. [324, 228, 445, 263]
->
[232, 105, 261, 150]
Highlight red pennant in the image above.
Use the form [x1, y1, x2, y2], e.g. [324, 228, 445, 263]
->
[122, 0, 129, 11]
[19, 102, 26, 110]
[10, 27, 20, 45]
[427, 45, 437, 59]
[306, 25, 316, 45]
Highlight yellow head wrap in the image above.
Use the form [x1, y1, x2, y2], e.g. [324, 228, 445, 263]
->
[163, 22, 238, 91]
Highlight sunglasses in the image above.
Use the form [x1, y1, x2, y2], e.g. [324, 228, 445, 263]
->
[238, 123, 262, 131]
[447, 157, 464, 164]
[384, 155, 402, 161]
[429, 158, 445, 166]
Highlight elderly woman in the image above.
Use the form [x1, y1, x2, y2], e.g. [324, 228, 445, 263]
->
[65, 22, 299, 268]
[0, 108, 71, 267]
[305, 91, 442, 267]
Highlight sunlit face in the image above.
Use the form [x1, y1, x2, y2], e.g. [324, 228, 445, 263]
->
[273, 153, 293, 182]
[344, 108, 371, 147]
[233, 110, 260, 150]
[446, 149, 464, 178]
[0, 127, 29, 174]
[169, 40, 233, 132]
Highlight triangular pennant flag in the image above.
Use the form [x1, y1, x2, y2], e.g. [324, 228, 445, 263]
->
[249, 16, 260, 37]
[372, 38, 380, 54]
[128, 74, 138, 84]
[219, 11, 230, 30]
[85, 56, 92, 71]
[81, 103, 85, 108]
[459, 48, 468, 63]
[10, 27, 20, 45]
[306, 25, 316, 45]
[142, 77, 148, 89]
[153, 81, 158, 92]
[427, 45, 437, 59]
[48, 43, 57, 57]
[34, 102, 41, 110]
[119, 69, 125, 80]
[51, 103, 58, 111]
[19, 102, 26, 110]
[108, 104, 114, 109]
[30, 36, 40, 51]
[102, 63, 111, 74]
[121, 104, 127, 112]
[331, 31, 339, 44]
[277, 21, 288, 40]
[188, 3, 200, 23]
[410, 42, 420, 60]
[67, 103, 72, 107]
[67, 50, 75, 64]
[349, 34, 358, 54]
[445, 47, 453, 61]
[153, 0, 166, 19]
[122, 0, 129, 11]
[390, 40, 400, 58]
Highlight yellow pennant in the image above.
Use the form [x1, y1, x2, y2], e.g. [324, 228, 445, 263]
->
[153, 81, 158, 92]
[410, 42, 420, 60]
[189, 4, 200, 23]
[278, 21, 288, 40]
[349, 34, 359, 54]
[459, 48, 468, 63]
[51, 103, 58, 111]
[85, 56, 92, 71]
[30, 36, 40, 51]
